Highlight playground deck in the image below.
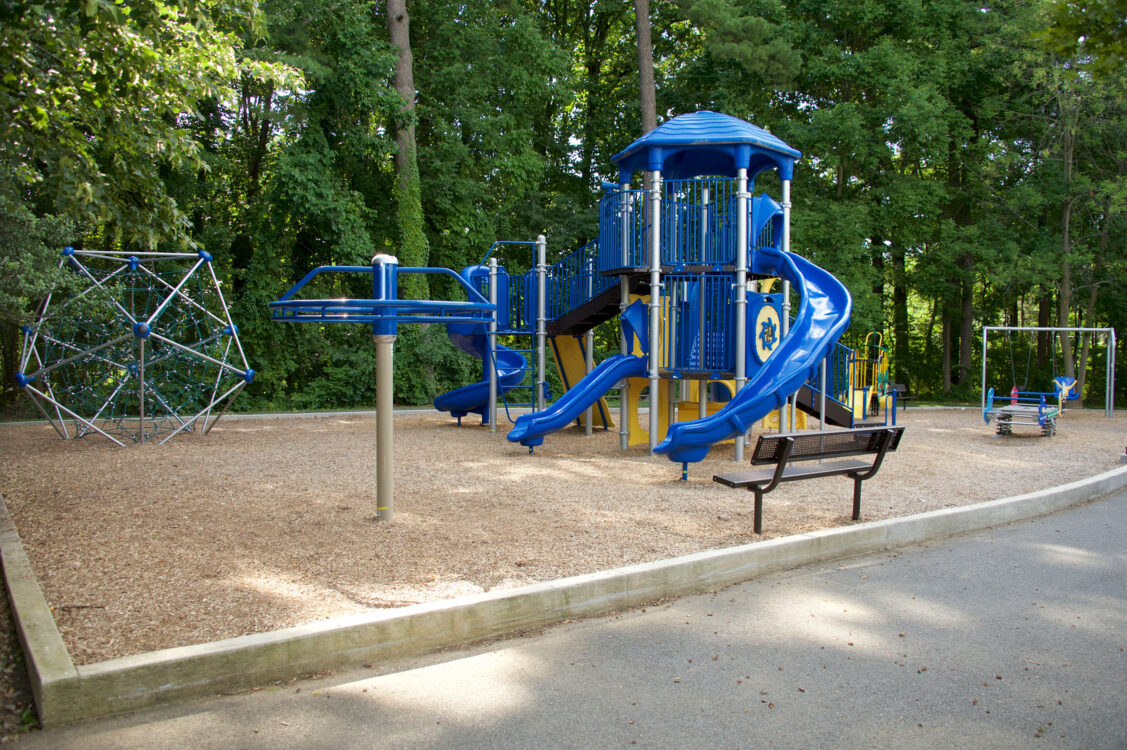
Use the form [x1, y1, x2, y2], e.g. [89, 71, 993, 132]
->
[0, 407, 1121, 666]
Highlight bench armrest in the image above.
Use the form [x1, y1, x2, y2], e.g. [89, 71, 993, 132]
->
[844, 429, 895, 481]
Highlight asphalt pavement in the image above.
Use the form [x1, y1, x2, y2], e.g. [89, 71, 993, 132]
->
[18, 490, 1127, 749]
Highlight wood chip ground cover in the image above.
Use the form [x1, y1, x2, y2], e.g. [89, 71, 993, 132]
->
[0, 408, 1121, 665]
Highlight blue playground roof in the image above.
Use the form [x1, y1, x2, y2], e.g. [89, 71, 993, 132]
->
[611, 111, 801, 182]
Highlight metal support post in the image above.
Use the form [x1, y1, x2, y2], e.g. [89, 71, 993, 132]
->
[648, 170, 662, 452]
[1104, 331, 1113, 417]
[620, 182, 631, 450]
[981, 329, 989, 414]
[585, 255, 595, 435]
[780, 179, 792, 434]
[371, 253, 399, 522]
[820, 358, 827, 431]
[734, 168, 749, 460]
[488, 258, 499, 433]
[138, 337, 145, 443]
[374, 336, 395, 521]
[536, 234, 547, 412]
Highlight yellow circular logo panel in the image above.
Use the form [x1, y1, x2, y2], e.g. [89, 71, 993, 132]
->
[754, 303, 781, 363]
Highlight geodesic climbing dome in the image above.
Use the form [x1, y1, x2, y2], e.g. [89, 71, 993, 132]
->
[16, 248, 253, 445]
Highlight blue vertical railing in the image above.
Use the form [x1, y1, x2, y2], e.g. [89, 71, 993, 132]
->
[545, 239, 611, 321]
[661, 273, 735, 374]
[598, 189, 650, 272]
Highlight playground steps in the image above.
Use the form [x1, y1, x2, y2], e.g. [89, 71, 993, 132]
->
[793, 383, 854, 428]
[548, 276, 649, 336]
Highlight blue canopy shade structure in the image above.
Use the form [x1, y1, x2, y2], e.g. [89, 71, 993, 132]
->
[611, 110, 801, 182]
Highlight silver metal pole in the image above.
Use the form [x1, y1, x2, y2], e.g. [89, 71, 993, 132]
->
[780, 179, 792, 434]
[734, 169, 749, 459]
[489, 258, 499, 433]
[536, 234, 547, 412]
[648, 171, 662, 453]
[981, 328, 989, 413]
[1109, 329, 1116, 417]
[374, 335, 395, 521]
[820, 358, 827, 431]
[698, 187, 710, 422]
[138, 337, 145, 443]
[620, 183, 631, 450]
[585, 255, 595, 435]
[371, 252, 399, 522]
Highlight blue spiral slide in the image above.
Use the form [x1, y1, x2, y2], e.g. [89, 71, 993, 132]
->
[653, 246, 852, 464]
[434, 322, 526, 422]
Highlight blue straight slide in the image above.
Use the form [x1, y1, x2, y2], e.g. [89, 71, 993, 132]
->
[434, 324, 526, 422]
[654, 246, 852, 464]
[507, 354, 648, 447]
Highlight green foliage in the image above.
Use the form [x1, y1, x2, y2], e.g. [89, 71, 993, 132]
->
[1036, 0, 1127, 77]
[0, 0, 289, 249]
[5, 0, 1124, 412]
[0, 196, 74, 326]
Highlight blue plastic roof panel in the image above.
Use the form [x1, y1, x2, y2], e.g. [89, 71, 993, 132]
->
[612, 111, 801, 181]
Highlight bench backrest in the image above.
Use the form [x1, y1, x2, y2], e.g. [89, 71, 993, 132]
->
[751, 426, 905, 465]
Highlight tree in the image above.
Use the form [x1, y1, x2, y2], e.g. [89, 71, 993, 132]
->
[0, 0, 285, 251]
[387, 0, 430, 299]
[635, 0, 658, 133]
[1037, 0, 1127, 77]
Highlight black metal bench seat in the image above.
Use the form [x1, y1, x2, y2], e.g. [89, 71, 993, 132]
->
[714, 426, 905, 534]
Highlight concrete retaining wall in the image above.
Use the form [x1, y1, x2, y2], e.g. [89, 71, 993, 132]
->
[4, 464, 1126, 727]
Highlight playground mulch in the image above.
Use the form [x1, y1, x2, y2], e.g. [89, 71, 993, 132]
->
[0, 407, 1122, 666]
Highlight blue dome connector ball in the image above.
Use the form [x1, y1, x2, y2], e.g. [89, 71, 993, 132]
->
[198, 250, 213, 262]
[15, 372, 30, 388]
[243, 368, 255, 384]
[62, 246, 75, 257]
[133, 322, 151, 339]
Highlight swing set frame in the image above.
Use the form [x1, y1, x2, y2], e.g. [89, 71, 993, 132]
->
[980, 326, 1117, 418]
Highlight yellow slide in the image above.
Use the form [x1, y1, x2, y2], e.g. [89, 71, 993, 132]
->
[549, 335, 614, 429]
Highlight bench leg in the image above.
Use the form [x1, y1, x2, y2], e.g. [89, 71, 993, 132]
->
[852, 478, 862, 521]
[753, 489, 763, 534]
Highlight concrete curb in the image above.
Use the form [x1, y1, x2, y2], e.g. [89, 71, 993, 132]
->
[3, 464, 1127, 727]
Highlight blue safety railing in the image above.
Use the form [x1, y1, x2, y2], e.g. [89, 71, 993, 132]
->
[270, 265, 495, 326]
[662, 178, 738, 268]
[546, 239, 611, 321]
[661, 273, 735, 374]
[598, 189, 650, 272]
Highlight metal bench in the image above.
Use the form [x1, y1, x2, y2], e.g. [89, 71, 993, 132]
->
[713, 426, 905, 533]
[892, 383, 916, 407]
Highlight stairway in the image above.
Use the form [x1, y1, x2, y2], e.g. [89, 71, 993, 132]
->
[547, 275, 648, 336]
[794, 383, 854, 428]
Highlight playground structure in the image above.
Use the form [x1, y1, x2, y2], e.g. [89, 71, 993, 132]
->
[980, 325, 1116, 436]
[270, 257, 497, 521]
[439, 111, 900, 470]
[15, 248, 253, 445]
[269, 111, 907, 516]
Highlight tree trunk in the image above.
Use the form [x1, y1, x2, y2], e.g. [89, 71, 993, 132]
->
[1037, 289, 1052, 367]
[1058, 195, 1075, 378]
[891, 244, 908, 386]
[1054, 75, 1080, 379]
[387, 0, 429, 299]
[634, 0, 657, 134]
[0, 322, 16, 409]
[941, 307, 952, 393]
[958, 254, 974, 385]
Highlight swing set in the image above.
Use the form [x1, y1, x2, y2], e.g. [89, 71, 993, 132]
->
[981, 325, 1117, 436]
